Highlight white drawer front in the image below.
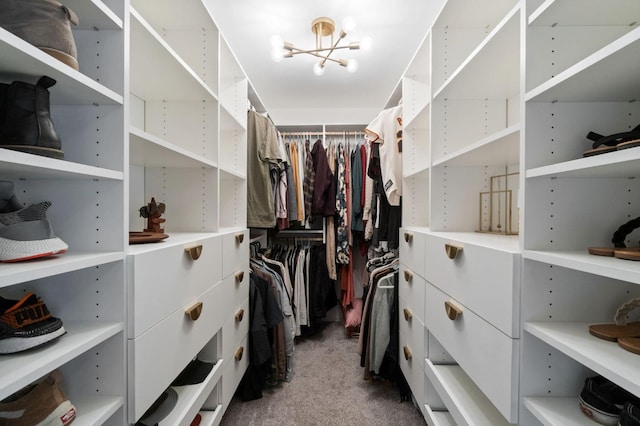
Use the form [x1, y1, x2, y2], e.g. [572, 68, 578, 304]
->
[221, 230, 249, 278]
[128, 282, 223, 423]
[399, 228, 427, 279]
[128, 235, 222, 338]
[222, 333, 249, 409]
[399, 264, 426, 322]
[399, 315, 425, 406]
[424, 234, 519, 337]
[218, 267, 249, 320]
[222, 297, 250, 362]
[424, 282, 519, 423]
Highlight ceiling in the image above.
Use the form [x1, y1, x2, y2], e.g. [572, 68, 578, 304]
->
[204, 0, 445, 126]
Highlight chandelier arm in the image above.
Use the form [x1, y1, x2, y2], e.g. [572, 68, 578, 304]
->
[288, 46, 352, 55]
[320, 32, 347, 66]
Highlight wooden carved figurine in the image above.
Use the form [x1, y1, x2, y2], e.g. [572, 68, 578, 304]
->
[139, 197, 166, 233]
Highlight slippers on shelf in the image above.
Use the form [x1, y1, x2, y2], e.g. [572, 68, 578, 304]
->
[588, 216, 640, 259]
[582, 124, 640, 157]
[589, 298, 640, 347]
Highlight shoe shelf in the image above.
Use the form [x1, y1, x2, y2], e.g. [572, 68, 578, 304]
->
[528, 0, 640, 26]
[424, 405, 456, 426]
[523, 396, 593, 426]
[60, 0, 123, 30]
[68, 395, 124, 426]
[199, 406, 223, 426]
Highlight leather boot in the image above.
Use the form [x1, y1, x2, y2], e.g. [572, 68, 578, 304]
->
[0, 76, 64, 159]
[0, 0, 79, 70]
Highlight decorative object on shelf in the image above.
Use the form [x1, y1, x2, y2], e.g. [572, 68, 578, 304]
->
[139, 197, 166, 233]
[0, 76, 65, 159]
[128, 232, 168, 245]
[477, 169, 519, 235]
[270, 16, 371, 76]
[0, 0, 79, 70]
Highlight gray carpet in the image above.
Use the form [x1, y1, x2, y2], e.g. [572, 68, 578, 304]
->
[220, 321, 426, 426]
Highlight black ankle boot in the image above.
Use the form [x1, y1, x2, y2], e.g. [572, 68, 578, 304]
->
[0, 76, 64, 159]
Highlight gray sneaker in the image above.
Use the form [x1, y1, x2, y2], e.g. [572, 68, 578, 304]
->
[0, 181, 23, 214]
[0, 201, 68, 262]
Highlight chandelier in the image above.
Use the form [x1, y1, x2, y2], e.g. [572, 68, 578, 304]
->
[270, 17, 371, 76]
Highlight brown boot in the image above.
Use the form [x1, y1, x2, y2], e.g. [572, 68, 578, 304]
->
[0, 0, 79, 70]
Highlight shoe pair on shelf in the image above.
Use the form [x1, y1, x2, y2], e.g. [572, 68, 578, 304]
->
[0, 180, 67, 263]
[579, 375, 640, 426]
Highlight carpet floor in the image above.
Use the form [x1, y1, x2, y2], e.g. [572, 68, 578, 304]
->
[219, 321, 426, 426]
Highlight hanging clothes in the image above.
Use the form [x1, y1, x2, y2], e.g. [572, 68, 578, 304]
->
[302, 139, 316, 222]
[325, 142, 338, 280]
[335, 142, 350, 265]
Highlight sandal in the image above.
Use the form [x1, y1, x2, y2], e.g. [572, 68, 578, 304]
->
[589, 298, 640, 341]
[618, 337, 640, 355]
[588, 216, 640, 257]
[582, 124, 640, 157]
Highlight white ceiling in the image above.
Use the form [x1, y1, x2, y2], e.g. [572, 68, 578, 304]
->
[204, 0, 445, 126]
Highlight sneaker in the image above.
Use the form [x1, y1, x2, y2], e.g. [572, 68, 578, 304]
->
[579, 375, 637, 426]
[0, 369, 76, 425]
[0, 292, 66, 354]
[621, 401, 640, 426]
[0, 201, 68, 262]
[0, 181, 23, 214]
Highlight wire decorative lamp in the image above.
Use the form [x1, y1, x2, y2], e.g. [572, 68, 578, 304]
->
[271, 17, 371, 76]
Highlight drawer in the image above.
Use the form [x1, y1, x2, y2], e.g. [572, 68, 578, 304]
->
[221, 333, 249, 410]
[221, 230, 249, 278]
[424, 282, 519, 423]
[399, 264, 426, 321]
[127, 234, 222, 338]
[222, 297, 249, 362]
[399, 315, 425, 406]
[424, 233, 520, 337]
[128, 281, 223, 423]
[399, 228, 427, 278]
[218, 267, 249, 320]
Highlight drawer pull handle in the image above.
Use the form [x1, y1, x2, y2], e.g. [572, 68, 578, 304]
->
[184, 245, 203, 261]
[235, 271, 245, 283]
[403, 308, 412, 322]
[403, 346, 412, 361]
[445, 301, 463, 321]
[185, 302, 203, 321]
[404, 232, 413, 243]
[445, 243, 463, 260]
[235, 233, 244, 244]
[235, 346, 244, 361]
[235, 309, 245, 322]
[404, 270, 413, 282]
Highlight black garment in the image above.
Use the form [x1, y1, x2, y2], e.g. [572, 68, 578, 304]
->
[308, 245, 337, 322]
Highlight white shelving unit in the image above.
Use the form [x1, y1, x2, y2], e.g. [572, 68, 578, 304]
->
[0, 1, 127, 424]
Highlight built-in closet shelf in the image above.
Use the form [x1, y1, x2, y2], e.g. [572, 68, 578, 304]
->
[402, 79, 430, 128]
[404, 165, 430, 179]
[525, 27, 640, 102]
[523, 250, 640, 284]
[433, 0, 517, 28]
[424, 406, 456, 426]
[526, 146, 640, 179]
[528, 0, 640, 26]
[424, 360, 512, 426]
[0, 30, 123, 105]
[199, 406, 223, 426]
[132, 0, 215, 29]
[432, 5, 520, 100]
[428, 231, 520, 254]
[0, 148, 124, 180]
[130, 127, 218, 169]
[64, 0, 123, 29]
[0, 252, 124, 288]
[130, 8, 217, 101]
[126, 232, 218, 255]
[219, 167, 246, 180]
[433, 125, 520, 167]
[0, 321, 122, 400]
[525, 322, 640, 396]
[158, 360, 223, 426]
[524, 396, 593, 426]
[220, 103, 248, 131]
[72, 395, 124, 425]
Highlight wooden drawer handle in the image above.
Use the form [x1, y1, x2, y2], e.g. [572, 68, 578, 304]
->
[445, 243, 463, 259]
[404, 270, 413, 282]
[184, 245, 203, 261]
[235, 233, 244, 244]
[235, 271, 245, 283]
[235, 346, 244, 361]
[404, 232, 413, 243]
[185, 301, 203, 321]
[403, 346, 412, 361]
[235, 309, 245, 322]
[403, 308, 412, 322]
[445, 300, 463, 321]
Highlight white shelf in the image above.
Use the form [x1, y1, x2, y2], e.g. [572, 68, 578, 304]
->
[429, 231, 521, 253]
[523, 250, 640, 285]
[198, 406, 223, 426]
[525, 321, 640, 397]
[64, 0, 123, 30]
[127, 232, 220, 256]
[425, 359, 512, 426]
[526, 27, 640, 102]
[0, 252, 125, 289]
[524, 396, 590, 426]
[73, 395, 125, 425]
[528, 0, 640, 26]
[130, 127, 218, 169]
[526, 146, 640, 179]
[433, 125, 520, 167]
[0, 321, 123, 401]
[424, 405, 456, 426]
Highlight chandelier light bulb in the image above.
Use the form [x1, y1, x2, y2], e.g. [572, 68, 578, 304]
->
[342, 16, 356, 34]
[346, 59, 358, 73]
[271, 47, 285, 62]
[270, 34, 284, 49]
[313, 62, 325, 76]
[361, 36, 373, 51]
